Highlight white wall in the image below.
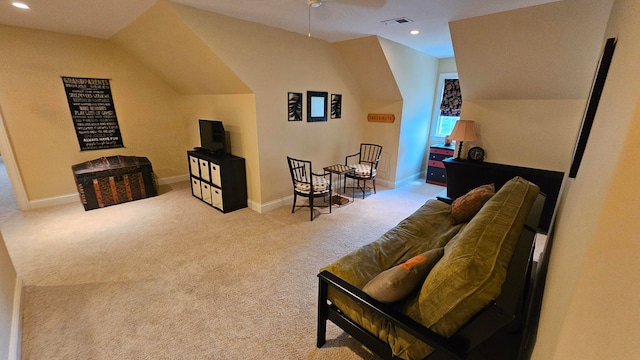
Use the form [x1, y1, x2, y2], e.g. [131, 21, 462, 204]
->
[379, 38, 439, 185]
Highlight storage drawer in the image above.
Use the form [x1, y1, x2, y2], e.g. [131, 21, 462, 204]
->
[210, 162, 222, 188]
[427, 167, 447, 185]
[428, 160, 445, 169]
[199, 159, 210, 182]
[429, 152, 452, 162]
[211, 187, 223, 210]
[189, 156, 200, 177]
[191, 177, 202, 199]
[201, 182, 212, 204]
[430, 148, 454, 156]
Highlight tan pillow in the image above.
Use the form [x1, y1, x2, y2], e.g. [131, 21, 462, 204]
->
[362, 248, 444, 303]
[450, 184, 495, 224]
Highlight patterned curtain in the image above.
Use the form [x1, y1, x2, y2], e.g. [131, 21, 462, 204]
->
[440, 79, 462, 116]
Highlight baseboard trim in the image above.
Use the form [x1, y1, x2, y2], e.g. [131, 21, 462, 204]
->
[27, 174, 190, 209]
[156, 174, 189, 185]
[28, 193, 79, 209]
[259, 195, 292, 213]
[9, 275, 23, 360]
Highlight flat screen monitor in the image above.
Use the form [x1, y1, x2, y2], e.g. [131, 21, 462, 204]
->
[199, 119, 226, 154]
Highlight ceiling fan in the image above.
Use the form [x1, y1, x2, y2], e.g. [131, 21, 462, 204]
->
[307, 0, 325, 37]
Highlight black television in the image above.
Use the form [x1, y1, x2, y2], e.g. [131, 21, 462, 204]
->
[198, 119, 227, 154]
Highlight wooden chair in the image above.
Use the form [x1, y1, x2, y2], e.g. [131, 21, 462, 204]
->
[344, 143, 382, 199]
[287, 156, 331, 221]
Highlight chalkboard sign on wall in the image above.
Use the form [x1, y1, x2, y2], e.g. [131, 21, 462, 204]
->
[62, 76, 124, 151]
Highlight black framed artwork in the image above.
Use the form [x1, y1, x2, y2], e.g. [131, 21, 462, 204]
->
[288, 92, 302, 121]
[331, 94, 342, 119]
[569, 37, 617, 178]
[307, 91, 328, 122]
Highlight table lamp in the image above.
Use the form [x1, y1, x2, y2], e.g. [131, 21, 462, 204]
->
[449, 120, 477, 159]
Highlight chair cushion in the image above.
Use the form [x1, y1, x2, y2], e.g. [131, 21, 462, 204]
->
[295, 176, 329, 194]
[349, 163, 376, 177]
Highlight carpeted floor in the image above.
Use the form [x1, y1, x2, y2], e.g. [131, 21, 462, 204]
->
[0, 172, 445, 360]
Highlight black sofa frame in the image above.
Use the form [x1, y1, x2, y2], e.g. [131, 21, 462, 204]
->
[317, 193, 545, 360]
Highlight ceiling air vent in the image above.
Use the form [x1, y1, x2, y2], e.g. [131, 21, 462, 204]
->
[381, 17, 413, 26]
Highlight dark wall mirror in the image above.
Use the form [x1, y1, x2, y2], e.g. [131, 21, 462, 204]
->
[307, 91, 328, 122]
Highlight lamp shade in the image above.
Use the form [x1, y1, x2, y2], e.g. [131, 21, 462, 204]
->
[449, 120, 477, 141]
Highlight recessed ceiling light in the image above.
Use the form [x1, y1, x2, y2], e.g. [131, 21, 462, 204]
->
[410, 30, 420, 35]
[12, 2, 31, 9]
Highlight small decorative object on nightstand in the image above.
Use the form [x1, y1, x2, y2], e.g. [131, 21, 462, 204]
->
[468, 146, 485, 162]
[426, 144, 455, 186]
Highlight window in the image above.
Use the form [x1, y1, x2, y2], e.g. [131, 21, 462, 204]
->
[430, 73, 461, 141]
[435, 116, 459, 138]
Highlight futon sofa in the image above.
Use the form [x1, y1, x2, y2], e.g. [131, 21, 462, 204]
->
[317, 176, 544, 360]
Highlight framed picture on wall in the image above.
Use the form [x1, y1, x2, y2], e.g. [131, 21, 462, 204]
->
[307, 91, 328, 122]
[331, 94, 342, 119]
[569, 37, 617, 178]
[288, 92, 302, 121]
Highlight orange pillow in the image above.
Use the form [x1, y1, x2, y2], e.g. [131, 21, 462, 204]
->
[362, 248, 444, 303]
[450, 184, 495, 224]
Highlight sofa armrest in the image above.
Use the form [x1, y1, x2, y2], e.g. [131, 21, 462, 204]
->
[318, 270, 465, 359]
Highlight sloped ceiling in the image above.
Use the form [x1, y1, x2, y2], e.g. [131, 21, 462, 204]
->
[110, 1, 251, 95]
[450, 0, 614, 100]
[334, 36, 401, 101]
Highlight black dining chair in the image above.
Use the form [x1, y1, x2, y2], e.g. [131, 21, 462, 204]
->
[287, 156, 331, 221]
[344, 143, 382, 199]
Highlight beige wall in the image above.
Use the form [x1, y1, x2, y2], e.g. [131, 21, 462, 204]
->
[451, 0, 614, 101]
[333, 36, 440, 187]
[461, 100, 585, 170]
[0, 232, 18, 360]
[168, 3, 377, 205]
[451, 0, 613, 170]
[180, 94, 260, 203]
[0, 25, 186, 201]
[532, 0, 640, 357]
[0, 1, 437, 209]
[334, 36, 400, 185]
[448, 0, 640, 357]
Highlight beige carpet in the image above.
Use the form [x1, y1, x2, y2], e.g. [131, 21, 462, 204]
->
[0, 176, 444, 360]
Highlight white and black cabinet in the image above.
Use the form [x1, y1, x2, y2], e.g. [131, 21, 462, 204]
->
[187, 150, 247, 213]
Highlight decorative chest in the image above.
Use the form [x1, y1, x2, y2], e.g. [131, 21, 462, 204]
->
[72, 155, 157, 211]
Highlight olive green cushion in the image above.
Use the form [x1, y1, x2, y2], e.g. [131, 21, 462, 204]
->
[389, 176, 539, 359]
[363, 248, 444, 303]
